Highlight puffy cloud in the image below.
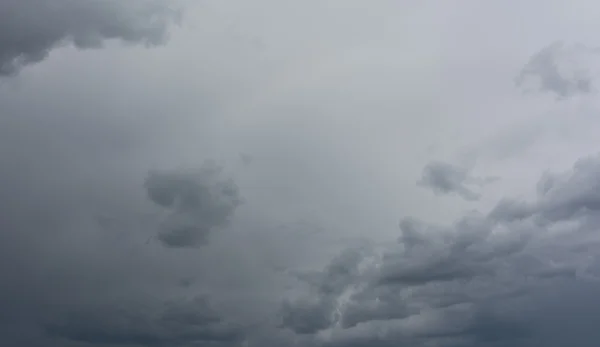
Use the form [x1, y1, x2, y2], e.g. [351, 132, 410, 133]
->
[145, 161, 243, 248]
[0, 0, 178, 76]
[279, 248, 370, 335]
[280, 153, 600, 347]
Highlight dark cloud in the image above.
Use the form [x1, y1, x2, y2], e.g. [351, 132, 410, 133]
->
[4, 3, 600, 346]
[279, 298, 337, 335]
[45, 296, 245, 347]
[516, 41, 598, 98]
[280, 153, 600, 347]
[0, 80, 248, 346]
[490, 154, 600, 226]
[145, 161, 243, 248]
[278, 248, 367, 334]
[0, 0, 178, 76]
[417, 161, 496, 201]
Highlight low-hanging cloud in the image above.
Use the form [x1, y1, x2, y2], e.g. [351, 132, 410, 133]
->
[6, 2, 600, 347]
[145, 161, 243, 248]
[279, 247, 368, 334]
[45, 295, 245, 347]
[0, 0, 179, 76]
[280, 153, 600, 347]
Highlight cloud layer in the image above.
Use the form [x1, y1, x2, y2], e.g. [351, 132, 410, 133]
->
[0, 0, 178, 76]
[3, 1, 600, 347]
[281, 154, 600, 346]
[46, 296, 244, 347]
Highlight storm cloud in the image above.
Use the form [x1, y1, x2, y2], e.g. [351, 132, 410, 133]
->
[280, 154, 600, 347]
[0, 0, 178, 76]
[3, 1, 600, 347]
[45, 296, 244, 347]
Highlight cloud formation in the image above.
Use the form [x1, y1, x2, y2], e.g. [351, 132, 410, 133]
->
[145, 161, 243, 248]
[4, 1, 600, 346]
[281, 153, 600, 347]
[279, 247, 368, 334]
[417, 161, 496, 201]
[516, 41, 600, 98]
[0, 0, 178, 76]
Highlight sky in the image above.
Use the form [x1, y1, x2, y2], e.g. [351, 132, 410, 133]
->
[3, 1, 600, 346]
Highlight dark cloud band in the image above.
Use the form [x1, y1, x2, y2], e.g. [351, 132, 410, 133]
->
[0, 0, 178, 76]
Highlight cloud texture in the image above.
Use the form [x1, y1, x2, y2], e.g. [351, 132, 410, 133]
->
[145, 162, 242, 248]
[281, 154, 600, 346]
[417, 161, 496, 201]
[0, 0, 177, 76]
[3, 1, 600, 347]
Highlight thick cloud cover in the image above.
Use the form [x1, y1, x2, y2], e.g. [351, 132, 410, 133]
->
[46, 296, 244, 346]
[0, 0, 178, 76]
[280, 154, 600, 346]
[3, 1, 600, 347]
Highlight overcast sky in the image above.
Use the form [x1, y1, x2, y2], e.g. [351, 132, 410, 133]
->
[3, 1, 600, 346]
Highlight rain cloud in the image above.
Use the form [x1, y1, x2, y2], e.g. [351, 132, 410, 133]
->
[0, 0, 178, 76]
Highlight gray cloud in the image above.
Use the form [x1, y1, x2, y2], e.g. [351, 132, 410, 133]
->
[279, 298, 337, 335]
[279, 247, 368, 334]
[4, 2, 600, 347]
[0, 0, 178, 76]
[417, 161, 496, 201]
[516, 41, 600, 98]
[45, 296, 244, 347]
[145, 161, 243, 248]
[239, 153, 253, 166]
[281, 153, 600, 347]
[490, 154, 600, 226]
